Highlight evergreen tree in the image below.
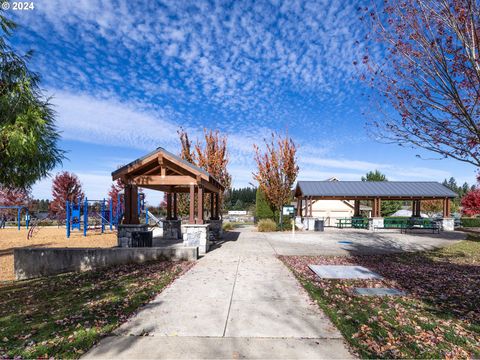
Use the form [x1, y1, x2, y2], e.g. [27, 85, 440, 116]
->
[255, 188, 274, 220]
[361, 170, 402, 216]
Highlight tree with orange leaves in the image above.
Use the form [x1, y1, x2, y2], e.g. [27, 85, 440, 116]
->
[177, 128, 231, 216]
[253, 132, 298, 223]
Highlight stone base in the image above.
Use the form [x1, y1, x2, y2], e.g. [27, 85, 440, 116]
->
[369, 217, 384, 231]
[182, 224, 210, 255]
[117, 224, 149, 247]
[207, 219, 223, 241]
[162, 219, 182, 240]
[440, 218, 454, 231]
[303, 217, 316, 231]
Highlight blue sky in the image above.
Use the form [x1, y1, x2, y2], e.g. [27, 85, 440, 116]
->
[8, 0, 477, 205]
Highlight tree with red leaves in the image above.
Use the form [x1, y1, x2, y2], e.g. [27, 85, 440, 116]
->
[461, 188, 480, 216]
[50, 172, 84, 219]
[361, 0, 480, 167]
[108, 178, 125, 212]
[253, 132, 299, 223]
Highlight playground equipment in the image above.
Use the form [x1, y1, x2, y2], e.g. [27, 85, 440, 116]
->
[65, 192, 146, 238]
[0, 206, 30, 230]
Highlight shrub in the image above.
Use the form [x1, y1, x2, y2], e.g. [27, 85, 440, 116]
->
[461, 217, 480, 228]
[255, 189, 275, 221]
[222, 222, 234, 231]
[257, 219, 277, 232]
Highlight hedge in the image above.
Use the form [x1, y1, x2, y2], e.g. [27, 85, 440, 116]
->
[461, 218, 480, 228]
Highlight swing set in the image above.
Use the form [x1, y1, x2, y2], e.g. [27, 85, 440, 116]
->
[0, 206, 30, 230]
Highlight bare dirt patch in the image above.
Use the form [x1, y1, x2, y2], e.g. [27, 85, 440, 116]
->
[0, 227, 116, 281]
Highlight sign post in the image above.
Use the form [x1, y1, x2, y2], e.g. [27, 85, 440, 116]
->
[282, 205, 295, 232]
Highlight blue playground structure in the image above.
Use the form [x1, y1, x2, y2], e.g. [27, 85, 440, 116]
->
[66, 192, 146, 238]
[0, 206, 30, 230]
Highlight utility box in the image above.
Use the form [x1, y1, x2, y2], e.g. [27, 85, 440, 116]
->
[131, 231, 153, 247]
[314, 219, 324, 232]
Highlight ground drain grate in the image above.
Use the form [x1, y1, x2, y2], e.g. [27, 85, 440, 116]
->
[308, 265, 384, 279]
[354, 288, 406, 296]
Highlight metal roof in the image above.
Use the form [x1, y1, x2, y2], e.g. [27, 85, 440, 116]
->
[295, 181, 457, 198]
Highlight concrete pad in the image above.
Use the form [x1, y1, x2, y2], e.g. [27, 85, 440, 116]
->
[309, 265, 383, 279]
[84, 336, 354, 359]
[225, 299, 342, 338]
[354, 287, 406, 296]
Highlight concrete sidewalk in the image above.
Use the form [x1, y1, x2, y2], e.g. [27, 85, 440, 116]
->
[84, 228, 353, 359]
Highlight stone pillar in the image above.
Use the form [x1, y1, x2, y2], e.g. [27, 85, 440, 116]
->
[117, 224, 148, 247]
[440, 218, 454, 231]
[369, 217, 384, 231]
[162, 219, 182, 240]
[182, 224, 210, 255]
[207, 219, 223, 240]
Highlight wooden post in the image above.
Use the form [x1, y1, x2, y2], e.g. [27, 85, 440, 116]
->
[371, 198, 377, 218]
[443, 198, 450, 218]
[411, 200, 416, 217]
[173, 193, 177, 220]
[297, 198, 301, 217]
[210, 192, 215, 219]
[189, 185, 195, 224]
[309, 197, 313, 217]
[377, 198, 382, 217]
[215, 193, 220, 219]
[124, 184, 139, 224]
[166, 192, 172, 220]
[197, 185, 204, 224]
[415, 200, 421, 217]
[354, 200, 360, 217]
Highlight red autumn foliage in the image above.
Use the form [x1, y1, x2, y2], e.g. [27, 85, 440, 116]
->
[0, 187, 31, 217]
[361, 0, 480, 167]
[108, 178, 125, 212]
[49, 172, 84, 219]
[461, 188, 480, 216]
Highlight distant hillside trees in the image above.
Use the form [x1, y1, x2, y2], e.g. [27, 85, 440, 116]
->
[253, 132, 298, 223]
[49, 172, 84, 220]
[362, 0, 480, 168]
[0, 12, 63, 189]
[361, 170, 402, 216]
[226, 187, 256, 211]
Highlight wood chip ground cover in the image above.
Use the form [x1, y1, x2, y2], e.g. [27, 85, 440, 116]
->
[0, 260, 193, 358]
[0, 227, 117, 281]
[280, 235, 480, 359]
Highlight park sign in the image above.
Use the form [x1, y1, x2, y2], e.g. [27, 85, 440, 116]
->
[282, 205, 295, 217]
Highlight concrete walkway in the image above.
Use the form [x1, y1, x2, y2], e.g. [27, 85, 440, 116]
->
[85, 227, 353, 359]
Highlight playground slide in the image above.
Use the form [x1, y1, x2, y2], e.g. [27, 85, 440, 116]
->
[146, 210, 163, 227]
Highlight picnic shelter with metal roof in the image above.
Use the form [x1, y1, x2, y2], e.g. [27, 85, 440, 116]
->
[294, 181, 456, 219]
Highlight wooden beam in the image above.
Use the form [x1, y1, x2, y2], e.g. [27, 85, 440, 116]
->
[215, 193, 220, 219]
[123, 185, 139, 224]
[131, 175, 196, 186]
[354, 200, 360, 217]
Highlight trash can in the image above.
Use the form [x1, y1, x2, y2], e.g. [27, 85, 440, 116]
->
[131, 231, 153, 247]
[314, 219, 324, 232]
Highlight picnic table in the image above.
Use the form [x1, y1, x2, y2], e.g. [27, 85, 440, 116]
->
[400, 218, 440, 234]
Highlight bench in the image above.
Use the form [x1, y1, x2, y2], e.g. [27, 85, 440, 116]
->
[400, 219, 440, 234]
[336, 217, 369, 229]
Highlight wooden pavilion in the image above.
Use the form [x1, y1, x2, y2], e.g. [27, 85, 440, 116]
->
[112, 147, 224, 225]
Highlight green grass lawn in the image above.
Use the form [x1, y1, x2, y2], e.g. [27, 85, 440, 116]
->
[280, 234, 480, 359]
[0, 260, 193, 358]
